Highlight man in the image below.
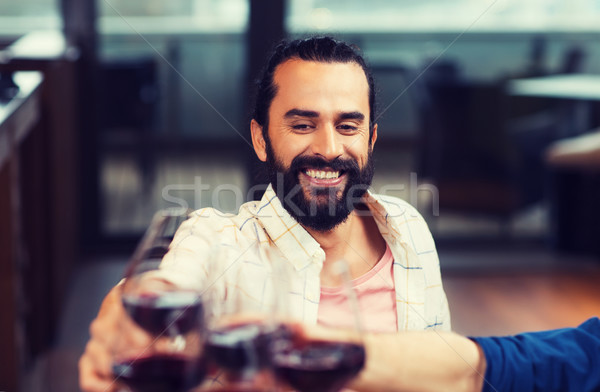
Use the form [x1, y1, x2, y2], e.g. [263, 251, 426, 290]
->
[79, 36, 450, 391]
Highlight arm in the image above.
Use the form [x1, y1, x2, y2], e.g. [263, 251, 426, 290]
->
[297, 318, 600, 392]
[471, 317, 600, 392]
[293, 323, 486, 392]
[351, 331, 486, 392]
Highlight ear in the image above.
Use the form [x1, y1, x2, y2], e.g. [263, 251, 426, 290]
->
[370, 123, 378, 147]
[251, 119, 268, 162]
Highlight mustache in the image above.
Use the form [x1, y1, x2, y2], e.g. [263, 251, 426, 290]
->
[288, 155, 360, 174]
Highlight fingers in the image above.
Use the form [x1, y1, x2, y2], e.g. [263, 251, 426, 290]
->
[78, 342, 116, 392]
[87, 339, 113, 378]
[79, 289, 121, 392]
[79, 286, 131, 392]
[80, 328, 136, 392]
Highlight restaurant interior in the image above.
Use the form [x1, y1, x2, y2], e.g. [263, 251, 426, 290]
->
[1, 0, 600, 390]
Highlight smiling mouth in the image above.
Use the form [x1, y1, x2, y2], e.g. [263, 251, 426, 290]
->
[304, 168, 342, 179]
[300, 168, 345, 187]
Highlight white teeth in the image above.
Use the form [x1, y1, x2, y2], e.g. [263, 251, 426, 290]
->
[305, 169, 340, 179]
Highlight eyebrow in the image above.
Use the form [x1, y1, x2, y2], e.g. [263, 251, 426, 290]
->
[284, 108, 320, 118]
[338, 111, 365, 122]
[283, 109, 365, 122]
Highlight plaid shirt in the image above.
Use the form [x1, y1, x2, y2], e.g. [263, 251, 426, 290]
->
[160, 184, 450, 331]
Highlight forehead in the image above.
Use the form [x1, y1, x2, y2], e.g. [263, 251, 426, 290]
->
[271, 59, 369, 114]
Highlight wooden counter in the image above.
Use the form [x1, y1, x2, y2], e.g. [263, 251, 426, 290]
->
[0, 71, 43, 392]
[1, 30, 81, 392]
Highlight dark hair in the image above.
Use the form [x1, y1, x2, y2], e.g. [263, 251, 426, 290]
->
[252, 36, 377, 141]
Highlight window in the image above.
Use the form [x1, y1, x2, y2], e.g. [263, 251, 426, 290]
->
[0, 0, 61, 35]
[99, 0, 248, 34]
[287, 0, 600, 33]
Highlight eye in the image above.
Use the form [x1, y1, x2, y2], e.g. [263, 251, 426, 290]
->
[291, 123, 314, 132]
[337, 124, 359, 133]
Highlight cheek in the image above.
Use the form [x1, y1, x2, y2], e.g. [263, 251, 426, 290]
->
[347, 143, 370, 166]
[274, 136, 310, 162]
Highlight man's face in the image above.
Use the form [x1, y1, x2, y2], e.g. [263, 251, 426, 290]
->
[253, 59, 377, 232]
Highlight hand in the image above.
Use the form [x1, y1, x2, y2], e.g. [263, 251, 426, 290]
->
[78, 285, 152, 392]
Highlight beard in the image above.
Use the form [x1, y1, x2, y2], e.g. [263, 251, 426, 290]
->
[265, 140, 375, 232]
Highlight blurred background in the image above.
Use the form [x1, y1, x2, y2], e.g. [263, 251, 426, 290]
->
[1, 0, 600, 390]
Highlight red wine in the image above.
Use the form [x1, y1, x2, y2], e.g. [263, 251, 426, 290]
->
[205, 323, 278, 372]
[113, 354, 206, 392]
[122, 292, 203, 336]
[272, 341, 365, 392]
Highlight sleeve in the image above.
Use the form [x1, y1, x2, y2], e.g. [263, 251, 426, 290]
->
[412, 210, 452, 332]
[157, 209, 217, 290]
[471, 317, 600, 392]
[434, 287, 452, 332]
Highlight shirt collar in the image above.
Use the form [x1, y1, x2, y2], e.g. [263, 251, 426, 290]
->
[362, 190, 409, 244]
[254, 184, 323, 271]
[254, 185, 408, 270]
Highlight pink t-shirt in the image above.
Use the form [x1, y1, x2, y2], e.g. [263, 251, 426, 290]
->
[318, 244, 398, 333]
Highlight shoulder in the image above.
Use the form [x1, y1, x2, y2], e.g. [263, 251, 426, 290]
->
[172, 200, 266, 244]
[370, 193, 427, 226]
[370, 193, 437, 259]
[578, 317, 600, 333]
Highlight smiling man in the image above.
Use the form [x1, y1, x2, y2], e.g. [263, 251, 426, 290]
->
[79, 37, 450, 392]
[244, 39, 449, 329]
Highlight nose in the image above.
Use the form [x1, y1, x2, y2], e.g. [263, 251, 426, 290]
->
[310, 125, 344, 161]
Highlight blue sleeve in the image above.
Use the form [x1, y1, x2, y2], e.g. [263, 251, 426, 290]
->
[471, 317, 600, 392]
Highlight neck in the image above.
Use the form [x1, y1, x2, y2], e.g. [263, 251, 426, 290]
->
[304, 212, 358, 255]
[304, 202, 387, 285]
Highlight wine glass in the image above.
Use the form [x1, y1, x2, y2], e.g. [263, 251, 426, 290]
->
[111, 211, 207, 392]
[202, 243, 291, 391]
[270, 259, 366, 392]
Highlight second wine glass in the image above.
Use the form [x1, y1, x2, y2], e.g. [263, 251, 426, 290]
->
[270, 259, 366, 392]
[203, 243, 292, 391]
